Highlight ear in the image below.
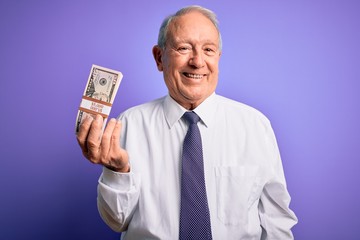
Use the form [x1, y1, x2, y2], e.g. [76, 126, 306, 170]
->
[152, 45, 164, 71]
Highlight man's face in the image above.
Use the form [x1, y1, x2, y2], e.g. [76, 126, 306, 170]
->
[153, 11, 221, 110]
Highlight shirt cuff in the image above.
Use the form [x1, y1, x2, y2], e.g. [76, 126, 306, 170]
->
[100, 166, 137, 191]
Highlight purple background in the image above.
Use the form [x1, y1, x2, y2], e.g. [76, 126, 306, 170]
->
[1, 0, 359, 239]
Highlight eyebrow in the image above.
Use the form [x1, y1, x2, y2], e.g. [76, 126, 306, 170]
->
[171, 38, 218, 47]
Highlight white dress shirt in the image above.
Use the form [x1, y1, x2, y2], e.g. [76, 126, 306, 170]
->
[97, 93, 297, 240]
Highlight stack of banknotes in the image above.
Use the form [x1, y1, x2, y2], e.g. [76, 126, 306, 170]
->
[75, 64, 123, 133]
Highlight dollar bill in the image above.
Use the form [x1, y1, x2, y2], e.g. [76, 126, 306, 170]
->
[75, 64, 123, 133]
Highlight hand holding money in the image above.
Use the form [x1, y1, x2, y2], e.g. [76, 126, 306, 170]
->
[75, 65, 129, 172]
[77, 115, 130, 172]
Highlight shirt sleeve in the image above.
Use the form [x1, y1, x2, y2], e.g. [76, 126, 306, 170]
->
[259, 123, 298, 239]
[97, 167, 141, 232]
[259, 177, 298, 239]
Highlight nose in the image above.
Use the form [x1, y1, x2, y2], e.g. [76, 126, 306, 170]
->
[189, 50, 205, 68]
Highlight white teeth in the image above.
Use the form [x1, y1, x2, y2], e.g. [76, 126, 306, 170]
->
[184, 73, 203, 79]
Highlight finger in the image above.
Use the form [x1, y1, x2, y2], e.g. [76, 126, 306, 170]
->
[110, 119, 123, 153]
[86, 114, 104, 162]
[108, 120, 130, 172]
[76, 116, 94, 154]
[100, 118, 118, 163]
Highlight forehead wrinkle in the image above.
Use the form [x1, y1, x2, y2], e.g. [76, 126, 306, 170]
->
[166, 12, 220, 50]
[169, 26, 219, 46]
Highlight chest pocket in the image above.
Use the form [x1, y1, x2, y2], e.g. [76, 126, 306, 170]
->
[215, 165, 264, 226]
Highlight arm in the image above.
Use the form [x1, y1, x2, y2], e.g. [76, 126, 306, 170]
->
[259, 123, 298, 239]
[259, 177, 297, 240]
[76, 114, 139, 231]
[97, 167, 141, 232]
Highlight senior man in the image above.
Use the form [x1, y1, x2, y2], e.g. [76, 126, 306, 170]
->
[77, 5, 297, 240]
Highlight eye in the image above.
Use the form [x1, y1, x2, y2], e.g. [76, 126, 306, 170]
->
[204, 47, 216, 56]
[177, 45, 191, 53]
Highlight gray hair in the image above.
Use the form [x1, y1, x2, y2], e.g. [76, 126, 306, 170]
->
[157, 5, 222, 51]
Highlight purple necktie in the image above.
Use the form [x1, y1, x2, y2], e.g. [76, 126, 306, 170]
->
[179, 111, 212, 240]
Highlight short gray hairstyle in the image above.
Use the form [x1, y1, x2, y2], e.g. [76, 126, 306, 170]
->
[157, 5, 222, 50]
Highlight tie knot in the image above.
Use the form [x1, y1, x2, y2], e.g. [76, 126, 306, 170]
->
[183, 111, 200, 125]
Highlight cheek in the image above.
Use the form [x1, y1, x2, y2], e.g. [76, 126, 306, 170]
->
[163, 60, 184, 83]
[209, 58, 220, 72]
[163, 71, 178, 92]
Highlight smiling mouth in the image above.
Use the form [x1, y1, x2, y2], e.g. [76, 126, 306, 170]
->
[183, 73, 206, 79]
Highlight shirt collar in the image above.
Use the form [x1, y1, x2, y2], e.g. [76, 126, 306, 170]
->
[163, 93, 218, 129]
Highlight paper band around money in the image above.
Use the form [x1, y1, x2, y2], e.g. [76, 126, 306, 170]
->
[79, 96, 112, 118]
